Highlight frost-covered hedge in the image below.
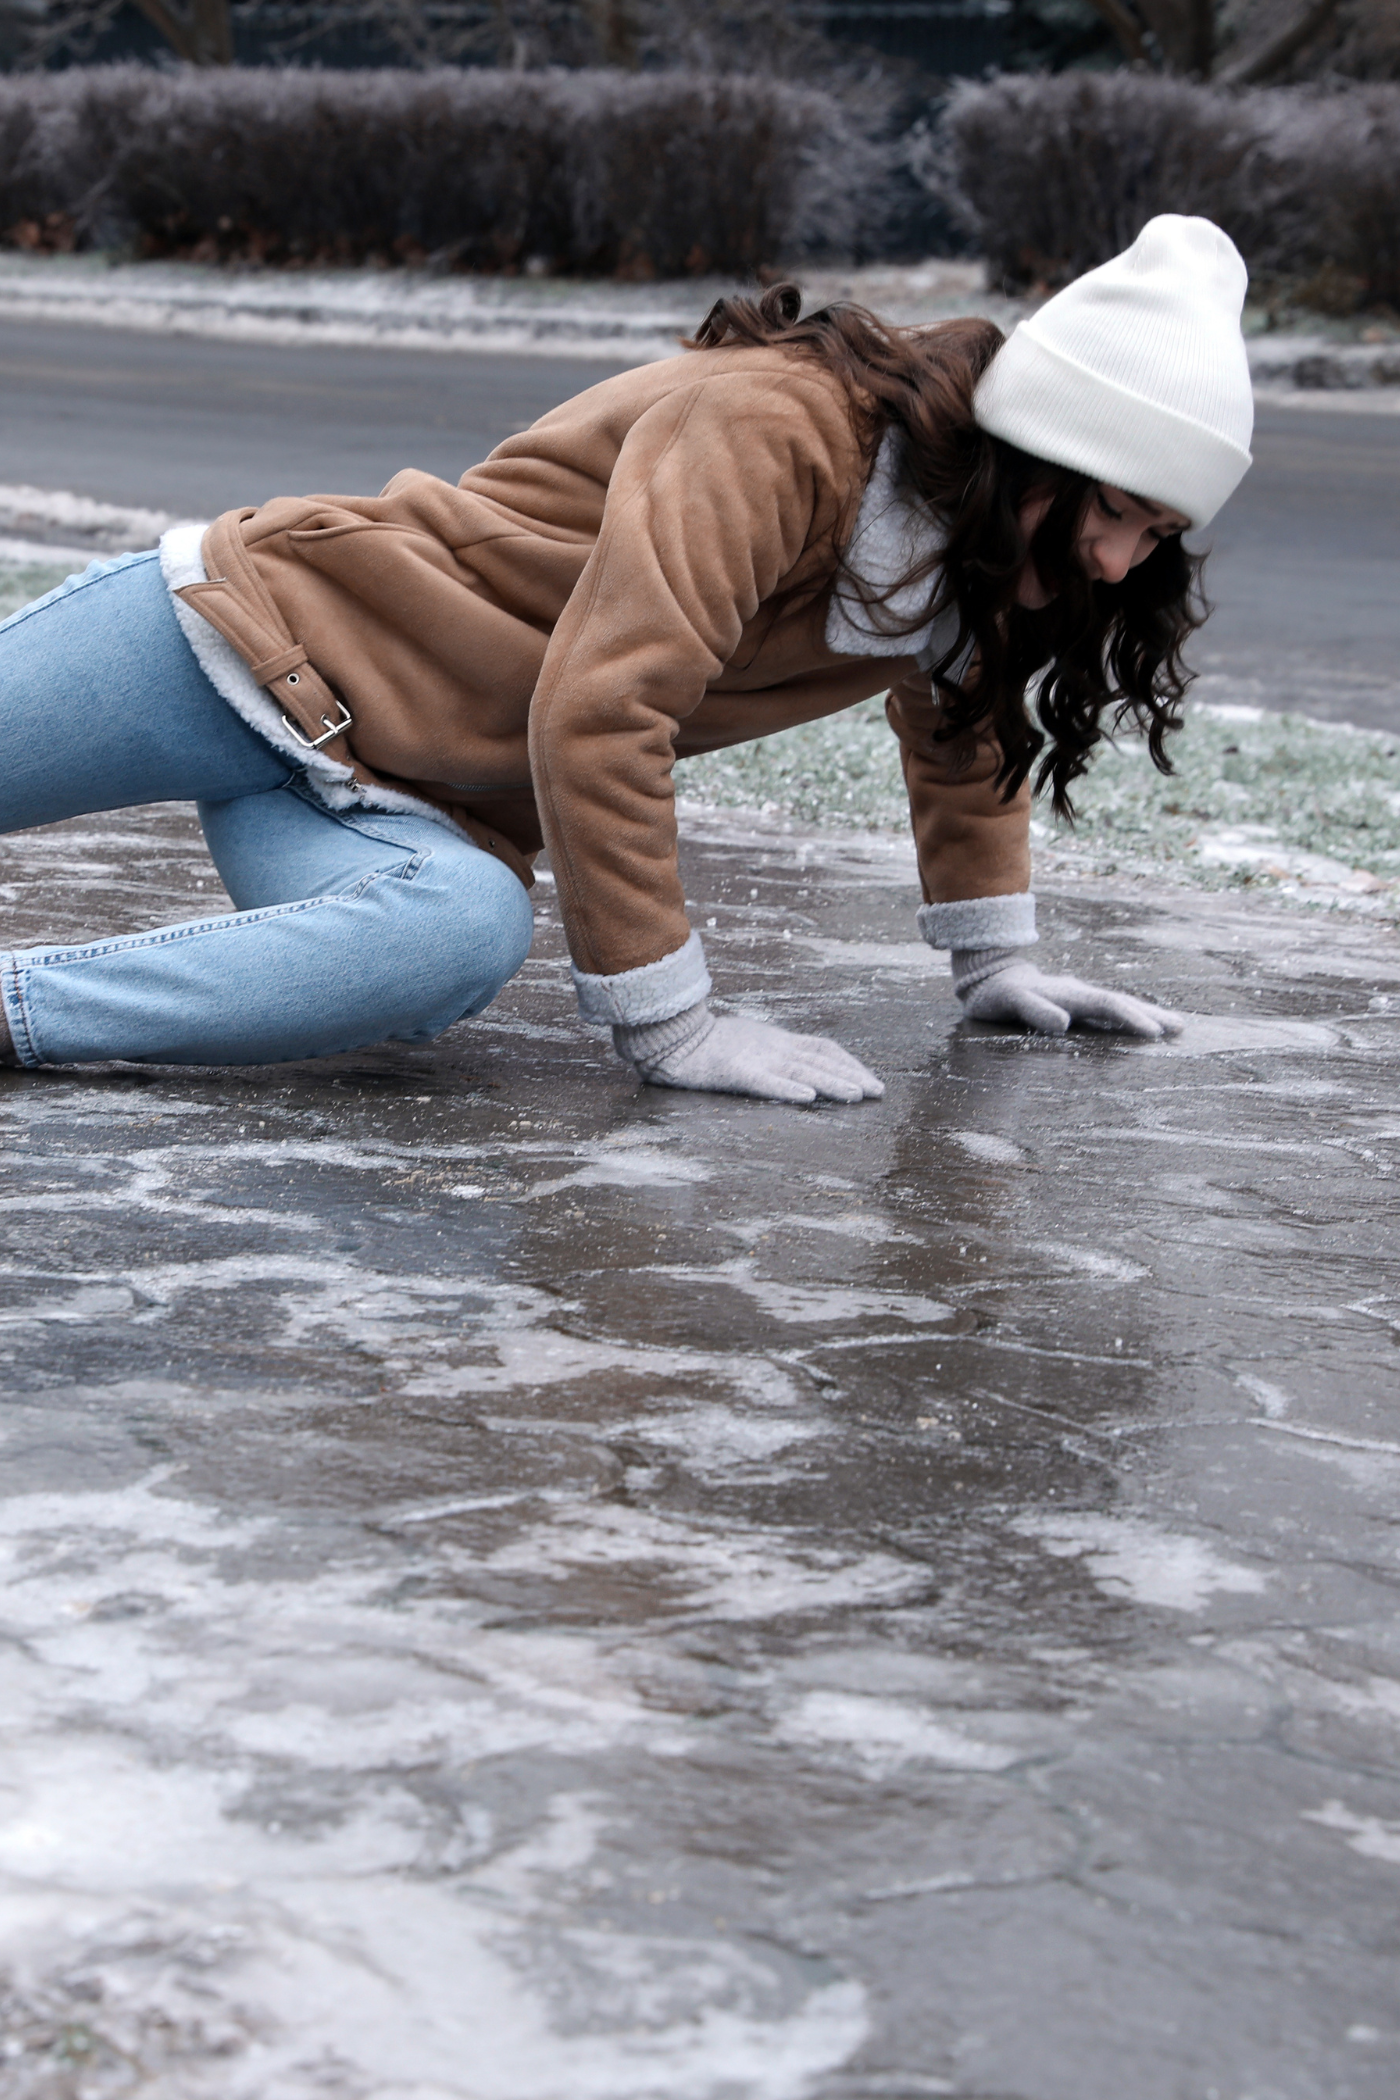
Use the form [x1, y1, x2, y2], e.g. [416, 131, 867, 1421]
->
[0, 65, 879, 274]
[933, 71, 1400, 306]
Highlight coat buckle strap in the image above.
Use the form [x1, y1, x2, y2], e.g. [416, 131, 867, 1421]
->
[280, 698, 354, 751]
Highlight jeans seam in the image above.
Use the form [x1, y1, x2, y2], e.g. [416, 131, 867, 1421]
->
[0, 549, 158, 638]
[1, 956, 38, 1067]
[285, 776, 453, 857]
[10, 856, 432, 974]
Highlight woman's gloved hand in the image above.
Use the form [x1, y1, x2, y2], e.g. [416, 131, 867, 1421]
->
[613, 999, 884, 1104]
[953, 948, 1183, 1040]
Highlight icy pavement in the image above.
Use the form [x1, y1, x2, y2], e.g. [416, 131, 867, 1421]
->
[0, 800, 1398, 2099]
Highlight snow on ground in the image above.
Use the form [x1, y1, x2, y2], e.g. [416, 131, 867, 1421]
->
[0, 252, 1391, 393]
[5, 554, 1396, 920]
[0, 251, 1014, 362]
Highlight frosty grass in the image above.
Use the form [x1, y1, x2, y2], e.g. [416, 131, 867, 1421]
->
[4, 560, 1395, 915]
[0, 562, 73, 623]
[676, 694, 1400, 916]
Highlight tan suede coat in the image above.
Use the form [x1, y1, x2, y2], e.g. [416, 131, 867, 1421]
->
[180, 345, 1030, 979]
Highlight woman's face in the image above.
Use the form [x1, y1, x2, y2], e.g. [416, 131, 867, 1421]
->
[1015, 485, 1191, 608]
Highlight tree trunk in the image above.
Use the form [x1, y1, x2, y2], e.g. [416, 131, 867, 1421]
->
[1217, 0, 1340, 85]
[1083, 0, 1150, 65]
[586, 0, 638, 67]
[129, 0, 233, 63]
[1186, 0, 1214, 74]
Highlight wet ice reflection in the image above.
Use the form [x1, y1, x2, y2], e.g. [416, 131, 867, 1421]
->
[0, 805, 1398, 2096]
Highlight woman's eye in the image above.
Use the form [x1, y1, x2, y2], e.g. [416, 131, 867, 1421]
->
[1096, 491, 1123, 520]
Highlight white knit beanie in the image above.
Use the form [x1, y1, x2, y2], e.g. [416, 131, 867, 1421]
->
[973, 215, 1254, 529]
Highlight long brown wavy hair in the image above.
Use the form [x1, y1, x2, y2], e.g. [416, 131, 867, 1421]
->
[688, 282, 1207, 818]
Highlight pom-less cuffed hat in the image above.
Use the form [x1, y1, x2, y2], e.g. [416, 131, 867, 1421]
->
[973, 215, 1254, 529]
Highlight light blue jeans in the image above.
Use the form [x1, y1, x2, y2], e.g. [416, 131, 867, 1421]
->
[0, 551, 534, 1065]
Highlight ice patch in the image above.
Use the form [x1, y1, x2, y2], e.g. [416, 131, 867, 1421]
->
[790, 937, 938, 974]
[1237, 1373, 1291, 1420]
[947, 1131, 1028, 1167]
[621, 1400, 826, 1477]
[0, 1283, 136, 1326]
[524, 1131, 712, 1198]
[648, 1258, 955, 1328]
[1022, 1242, 1149, 1282]
[1147, 1015, 1342, 1055]
[0, 1469, 269, 1559]
[1014, 1513, 1267, 1611]
[487, 1504, 929, 1621]
[0, 534, 94, 566]
[780, 1691, 1021, 1775]
[1302, 1800, 1400, 1866]
[722, 1211, 918, 1248]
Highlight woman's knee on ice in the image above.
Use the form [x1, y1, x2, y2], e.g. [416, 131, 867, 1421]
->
[378, 846, 534, 1041]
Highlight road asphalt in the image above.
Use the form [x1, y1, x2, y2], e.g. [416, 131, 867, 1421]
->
[0, 313, 1398, 2099]
[0, 317, 1397, 726]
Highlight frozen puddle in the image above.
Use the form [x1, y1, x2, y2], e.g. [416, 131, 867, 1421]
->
[789, 937, 940, 974]
[1014, 1513, 1268, 1611]
[1145, 1013, 1343, 1055]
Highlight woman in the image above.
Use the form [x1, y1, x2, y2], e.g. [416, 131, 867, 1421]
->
[0, 213, 1253, 1101]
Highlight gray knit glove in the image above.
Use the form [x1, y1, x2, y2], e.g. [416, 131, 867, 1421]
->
[953, 947, 1184, 1040]
[613, 999, 884, 1104]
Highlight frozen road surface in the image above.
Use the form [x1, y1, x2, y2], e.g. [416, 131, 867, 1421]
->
[0, 801, 1398, 2098]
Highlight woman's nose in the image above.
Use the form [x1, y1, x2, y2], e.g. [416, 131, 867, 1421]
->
[1089, 528, 1138, 585]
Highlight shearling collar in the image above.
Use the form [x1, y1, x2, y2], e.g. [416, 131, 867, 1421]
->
[824, 427, 960, 669]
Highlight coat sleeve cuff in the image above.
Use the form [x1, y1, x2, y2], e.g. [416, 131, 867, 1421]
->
[917, 893, 1037, 952]
[572, 930, 712, 1026]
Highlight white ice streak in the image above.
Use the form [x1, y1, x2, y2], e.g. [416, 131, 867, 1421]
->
[1014, 1513, 1267, 1612]
[1302, 1800, 1400, 1866]
[618, 1399, 828, 1480]
[1021, 1242, 1149, 1283]
[721, 1209, 920, 1247]
[524, 1128, 712, 1198]
[1237, 1373, 1291, 1419]
[778, 1690, 1021, 1775]
[947, 1131, 1029, 1167]
[0, 1282, 136, 1326]
[1196, 826, 1390, 894]
[398, 1317, 804, 1413]
[485, 1503, 929, 1621]
[790, 937, 939, 974]
[1234, 1371, 1400, 1463]
[0, 1127, 720, 1235]
[0, 1449, 882, 2093]
[639, 1257, 955, 1328]
[1151, 1015, 1342, 1055]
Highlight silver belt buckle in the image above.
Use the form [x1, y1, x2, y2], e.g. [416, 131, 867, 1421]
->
[280, 698, 353, 751]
